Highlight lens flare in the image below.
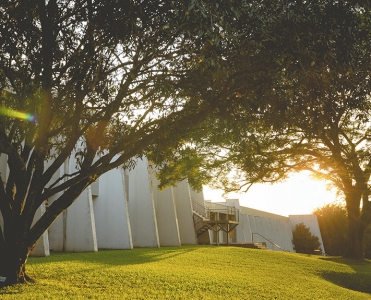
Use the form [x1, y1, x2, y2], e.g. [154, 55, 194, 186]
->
[0, 106, 36, 122]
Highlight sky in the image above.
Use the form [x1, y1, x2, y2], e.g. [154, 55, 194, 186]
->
[202, 171, 341, 217]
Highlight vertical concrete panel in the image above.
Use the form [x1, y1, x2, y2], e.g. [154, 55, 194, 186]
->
[236, 214, 248, 242]
[65, 186, 98, 252]
[282, 220, 293, 251]
[0, 154, 7, 186]
[173, 180, 197, 245]
[274, 220, 286, 250]
[273, 219, 287, 250]
[220, 230, 227, 244]
[127, 158, 159, 248]
[48, 204, 64, 251]
[93, 167, 133, 249]
[248, 215, 256, 242]
[284, 220, 295, 252]
[148, 165, 181, 247]
[261, 218, 270, 247]
[259, 217, 268, 242]
[45, 162, 65, 252]
[209, 229, 215, 244]
[265, 218, 274, 250]
[243, 214, 252, 242]
[253, 217, 263, 242]
[264, 218, 271, 241]
[30, 203, 50, 256]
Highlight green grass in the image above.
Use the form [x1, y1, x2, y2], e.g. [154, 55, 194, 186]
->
[1, 246, 370, 299]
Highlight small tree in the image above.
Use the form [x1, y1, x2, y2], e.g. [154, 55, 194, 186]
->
[292, 223, 321, 254]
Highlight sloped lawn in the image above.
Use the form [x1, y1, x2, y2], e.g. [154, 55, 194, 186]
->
[1, 246, 370, 299]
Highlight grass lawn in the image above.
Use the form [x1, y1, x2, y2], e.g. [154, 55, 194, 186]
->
[1, 246, 370, 299]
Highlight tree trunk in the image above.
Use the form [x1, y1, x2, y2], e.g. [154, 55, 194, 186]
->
[345, 217, 365, 259]
[0, 243, 32, 287]
[345, 192, 365, 259]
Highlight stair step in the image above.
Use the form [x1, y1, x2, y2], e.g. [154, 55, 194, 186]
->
[225, 242, 268, 250]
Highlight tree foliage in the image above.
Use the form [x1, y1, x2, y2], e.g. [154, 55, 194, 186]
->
[292, 223, 321, 254]
[153, 1, 371, 259]
[0, 0, 252, 286]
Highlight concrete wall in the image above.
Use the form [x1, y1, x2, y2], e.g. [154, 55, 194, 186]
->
[0, 148, 326, 256]
[214, 201, 295, 252]
[64, 186, 98, 252]
[93, 166, 133, 249]
[173, 180, 197, 245]
[0, 154, 7, 186]
[61, 155, 98, 252]
[127, 158, 160, 248]
[148, 164, 181, 247]
[30, 203, 50, 257]
[46, 160, 66, 251]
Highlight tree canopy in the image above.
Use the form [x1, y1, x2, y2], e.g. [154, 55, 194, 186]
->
[153, 1, 371, 259]
[1, 0, 371, 287]
[0, 0, 252, 286]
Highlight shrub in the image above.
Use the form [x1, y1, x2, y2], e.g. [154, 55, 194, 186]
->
[313, 203, 348, 256]
[292, 223, 321, 254]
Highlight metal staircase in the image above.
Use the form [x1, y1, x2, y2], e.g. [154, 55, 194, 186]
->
[191, 198, 239, 245]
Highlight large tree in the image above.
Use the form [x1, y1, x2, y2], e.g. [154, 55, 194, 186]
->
[153, 1, 371, 259]
[0, 0, 247, 286]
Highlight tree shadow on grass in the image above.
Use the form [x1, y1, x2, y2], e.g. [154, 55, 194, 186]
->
[0, 246, 201, 295]
[319, 257, 371, 294]
[28, 245, 199, 266]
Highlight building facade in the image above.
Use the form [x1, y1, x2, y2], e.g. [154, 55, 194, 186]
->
[0, 154, 325, 256]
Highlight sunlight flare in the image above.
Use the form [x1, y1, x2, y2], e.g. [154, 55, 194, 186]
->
[0, 106, 36, 122]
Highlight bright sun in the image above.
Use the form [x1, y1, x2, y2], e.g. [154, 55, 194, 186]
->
[203, 171, 339, 216]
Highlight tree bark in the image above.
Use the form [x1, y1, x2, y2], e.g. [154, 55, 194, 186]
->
[0, 243, 32, 287]
[344, 191, 365, 259]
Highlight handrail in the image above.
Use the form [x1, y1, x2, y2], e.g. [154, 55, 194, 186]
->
[251, 232, 286, 252]
[208, 207, 239, 222]
[193, 213, 205, 231]
[191, 197, 209, 218]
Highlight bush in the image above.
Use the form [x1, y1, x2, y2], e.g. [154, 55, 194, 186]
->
[292, 223, 321, 254]
[313, 204, 348, 256]
[314, 203, 371, 257]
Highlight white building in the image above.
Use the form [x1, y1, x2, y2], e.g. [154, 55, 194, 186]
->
[0, 154, 325, 256]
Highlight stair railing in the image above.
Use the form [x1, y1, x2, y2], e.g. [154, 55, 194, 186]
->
[206, 207, 239, 222]
[193, 212, 205, 232]
[251, 232, 287, 251]
[191, 197, 210, 219]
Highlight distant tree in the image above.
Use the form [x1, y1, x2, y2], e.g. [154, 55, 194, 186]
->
[313, 204, 349, 256]
[292, 223, 321, 254]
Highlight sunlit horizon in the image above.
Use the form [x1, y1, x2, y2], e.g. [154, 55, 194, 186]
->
[203, 171, 340, 217]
